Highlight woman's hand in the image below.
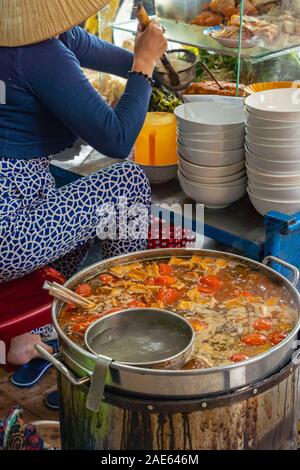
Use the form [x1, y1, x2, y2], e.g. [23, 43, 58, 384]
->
[132, 21, 168, 77]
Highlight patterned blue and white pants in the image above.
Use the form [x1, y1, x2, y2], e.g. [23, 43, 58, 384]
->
[0, 157, 151, 283]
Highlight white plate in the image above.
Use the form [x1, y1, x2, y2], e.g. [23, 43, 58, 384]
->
[203, 26, 258, 49]
[245, 89, 300, 120]
[178, 143, 245, 167]
[174, 102, 245, 133]
[179, 155, 245, 177]
[178, 171, 246, 209]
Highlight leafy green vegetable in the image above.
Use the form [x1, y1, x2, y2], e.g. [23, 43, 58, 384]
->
[195, 49, 238, 82]
[149, 86, 183, 113]
[194, 47, 300, 85]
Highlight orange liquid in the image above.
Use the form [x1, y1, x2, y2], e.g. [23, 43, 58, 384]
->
[134, 112, 178, 166]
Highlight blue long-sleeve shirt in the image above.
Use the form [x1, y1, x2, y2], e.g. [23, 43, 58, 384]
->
[0, 27, 152, 160]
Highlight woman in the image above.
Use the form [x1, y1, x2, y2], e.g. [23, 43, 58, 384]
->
[0, 0, 167, 366]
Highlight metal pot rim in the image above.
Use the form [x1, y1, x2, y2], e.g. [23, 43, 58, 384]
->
[52, 248, 300, 376]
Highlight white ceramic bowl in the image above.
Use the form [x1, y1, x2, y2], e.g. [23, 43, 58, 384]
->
[246, 133, 300, 146]
[175, 102, 245, 133]
[180, 166, 247, 185]
[246, 137, 300, 161]
[248, 189, 300, 216]
[180, 165, 246, 184]
[246, 164, 300, 185]
[178, 171, 246, 209]
[245, 110, 300, 128]
[178, 143, 245, 167]
[245, 147, 300, 173]
[177, 126, 245, 141]
[178, 135, 245, 152]
[245, 89, 300, 120]
[138, 163, 178, 184]
[248, 183, 300, 200]
[248, 175, 300, 188]
[178, 155, 245, 177]
[246, 123, 300, 140]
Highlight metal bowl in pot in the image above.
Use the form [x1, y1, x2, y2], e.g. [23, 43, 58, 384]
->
[38, 249, 300, 399]
[155, 50, 197, 92]
[84, 308, 194, 369]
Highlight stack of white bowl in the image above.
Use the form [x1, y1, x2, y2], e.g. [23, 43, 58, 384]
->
[174, 101, 246, 209]
[245, 88, 300, 216]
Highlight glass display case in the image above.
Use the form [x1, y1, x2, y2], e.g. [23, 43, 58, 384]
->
[53, 0, 300, 272]
[110, 0, 300, 85]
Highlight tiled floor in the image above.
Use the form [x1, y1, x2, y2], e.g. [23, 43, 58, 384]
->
[0, 366, 59, 423]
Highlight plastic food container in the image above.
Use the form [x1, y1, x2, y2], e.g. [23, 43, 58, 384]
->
[134, 112, 178, 166]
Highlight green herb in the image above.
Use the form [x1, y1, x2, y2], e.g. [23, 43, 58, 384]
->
[149, 86, 183, 113]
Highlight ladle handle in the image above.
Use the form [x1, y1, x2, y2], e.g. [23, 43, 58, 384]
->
[43, 281, 95, 309]
[197, 59, 224, 90]
[135, 4, 180, 87]
[136, 3, 151, 27]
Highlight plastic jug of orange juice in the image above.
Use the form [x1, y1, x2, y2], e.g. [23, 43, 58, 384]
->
[134, 112, 178, 166]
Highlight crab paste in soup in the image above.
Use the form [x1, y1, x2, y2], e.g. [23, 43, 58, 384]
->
[59, 256, 297, 369]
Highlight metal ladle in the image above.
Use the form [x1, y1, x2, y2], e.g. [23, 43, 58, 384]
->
[134, 3, 223, 92]
[197, 60, 224, 90]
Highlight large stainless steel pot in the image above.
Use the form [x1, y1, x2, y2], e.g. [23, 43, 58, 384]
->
[38, 249, 300, 399]
[59, 360, 300, 450]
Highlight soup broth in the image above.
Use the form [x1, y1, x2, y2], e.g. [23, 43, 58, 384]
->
[59, 256, 297, 369]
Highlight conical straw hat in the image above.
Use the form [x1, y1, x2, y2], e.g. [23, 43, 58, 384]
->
[0, 0, 110, 47]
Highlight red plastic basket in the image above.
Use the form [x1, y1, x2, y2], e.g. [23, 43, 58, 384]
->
[148, 216, 196, 249]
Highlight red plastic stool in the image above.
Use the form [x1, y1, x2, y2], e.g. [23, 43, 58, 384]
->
[0, 267, 65, 367]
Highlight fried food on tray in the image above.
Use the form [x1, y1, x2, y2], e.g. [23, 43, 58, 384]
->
[210, 0, 236, 18]
[238, 0, 258, 15]
[185, 80, 246, 97]
[212, 24, 254, 40]
[229, 14, 279, 42]
[190, 0, 282, 29]
[191, 11, 224, 26]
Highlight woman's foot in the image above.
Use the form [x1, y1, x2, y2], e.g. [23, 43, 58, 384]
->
[7, 333, 53, 366]
[45, 390, 60, 410]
